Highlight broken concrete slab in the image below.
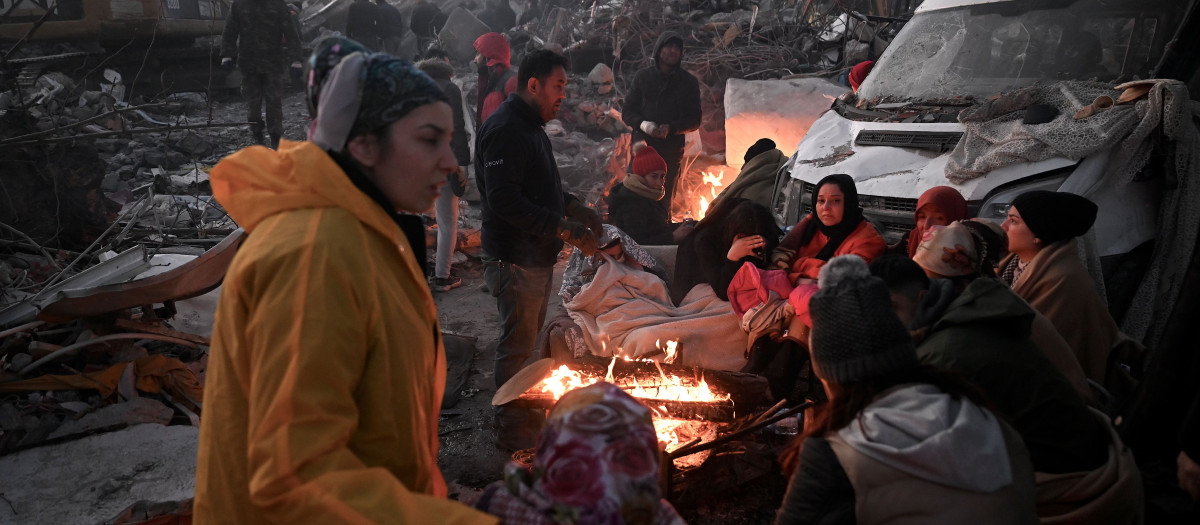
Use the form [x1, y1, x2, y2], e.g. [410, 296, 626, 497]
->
[438, 7, 493, 63]
[48, 397, 174, 440]
[724, 77, 848, 169]
[0, 424, 198, 525]
[587, 63, 613, 85]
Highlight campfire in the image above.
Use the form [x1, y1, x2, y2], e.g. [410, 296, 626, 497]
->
[499, 344, 808, 499]
[537, 342, 732, 458]
[671, 166, 730, 222]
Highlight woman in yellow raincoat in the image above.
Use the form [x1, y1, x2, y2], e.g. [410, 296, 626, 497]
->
[194, 37, 496, 524]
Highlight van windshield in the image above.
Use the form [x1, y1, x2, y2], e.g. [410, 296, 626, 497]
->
[857, 0, 1185, 105]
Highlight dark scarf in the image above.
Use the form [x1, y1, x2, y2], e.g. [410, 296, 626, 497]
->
[330, 150, 428, 275]
[796, 174, 865, 261]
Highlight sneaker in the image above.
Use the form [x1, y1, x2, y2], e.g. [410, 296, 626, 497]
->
[431, 275, 462, 292]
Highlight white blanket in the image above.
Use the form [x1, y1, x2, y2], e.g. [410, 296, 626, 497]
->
[565, 256, 748, 372]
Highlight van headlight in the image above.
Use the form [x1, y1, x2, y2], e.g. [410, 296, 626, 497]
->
[977, 174, 1069, 221]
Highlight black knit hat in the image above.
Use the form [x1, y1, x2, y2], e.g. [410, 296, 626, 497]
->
[1010, 191, 1098, 245]
[810, 255, 919, 385]
[744, 138, 777, 163]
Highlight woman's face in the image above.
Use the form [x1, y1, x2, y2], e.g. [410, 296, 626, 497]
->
[354, 102, 458, 213]
[1001, 205, 1040, 257]
[639, 170, 666, 191]
[815, 183, 845, 226]
[915, 204, 950, 234]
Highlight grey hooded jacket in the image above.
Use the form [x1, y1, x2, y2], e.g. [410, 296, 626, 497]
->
[775, 384, 1037, 525]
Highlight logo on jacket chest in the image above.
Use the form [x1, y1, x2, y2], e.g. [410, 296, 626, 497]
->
[484, 159, 504, 168]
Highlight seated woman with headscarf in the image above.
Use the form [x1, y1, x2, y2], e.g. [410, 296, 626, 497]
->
[889, 185, 970, 257]
[735, 174, 885, 329]
[999, 190, 1143, 394]
[771, 174, 887, 281]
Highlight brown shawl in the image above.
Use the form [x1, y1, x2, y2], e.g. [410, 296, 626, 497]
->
[1000, 239, 1142, 389]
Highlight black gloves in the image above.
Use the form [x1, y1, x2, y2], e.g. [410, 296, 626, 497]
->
[557, 219, 598, 256]
[565, 199, 603, 240]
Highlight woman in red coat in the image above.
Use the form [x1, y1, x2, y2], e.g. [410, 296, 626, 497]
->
[770, 173, 887, 282]
[729, 174, 886, 332]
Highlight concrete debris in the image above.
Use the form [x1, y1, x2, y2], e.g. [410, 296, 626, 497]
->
[723, 77, 849, 168]
[48, 398, 175, 440]
[587, 63, 614, 85]
[0, 424, 199, 525]
[439, 7, 494, 63]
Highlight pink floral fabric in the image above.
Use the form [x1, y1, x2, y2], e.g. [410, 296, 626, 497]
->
[474, 382, 686, 525]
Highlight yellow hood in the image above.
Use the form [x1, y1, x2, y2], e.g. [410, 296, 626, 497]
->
[211, 140, 402, 247]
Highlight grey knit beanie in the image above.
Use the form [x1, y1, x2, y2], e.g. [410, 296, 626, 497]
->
[810, 255, 918, 384]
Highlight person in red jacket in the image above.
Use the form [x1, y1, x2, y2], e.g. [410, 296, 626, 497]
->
[473, 32, 518, 125]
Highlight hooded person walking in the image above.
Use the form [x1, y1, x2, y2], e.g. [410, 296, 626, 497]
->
[621, 30, 702, 211]
[775, 255, 1037, 525]
[473, 32, 518, 125]
[194, 37, 496, 524]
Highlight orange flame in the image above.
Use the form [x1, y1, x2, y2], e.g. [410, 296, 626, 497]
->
[662, 339, 679, 364]
[537, 344, 728, 449]
[540, 365, 598, 399]
[692, 168, 727, 220]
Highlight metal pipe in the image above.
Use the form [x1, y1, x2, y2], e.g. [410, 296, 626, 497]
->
[668, 400, 812, 460]
[19, 332, 203, 376]
[0, 320, 45, 340]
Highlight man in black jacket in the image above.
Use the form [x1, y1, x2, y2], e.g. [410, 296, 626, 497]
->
[345, 0, 379, 50]
[373, 0, 406, 55]
[476, 50, 601, 450]
[621, 31, 702, 212]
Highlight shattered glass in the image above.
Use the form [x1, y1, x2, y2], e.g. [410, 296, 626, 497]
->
[858, 0, 1176, 106]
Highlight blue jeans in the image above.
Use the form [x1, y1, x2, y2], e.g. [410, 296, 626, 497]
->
[434, 183, 459, 279]
[484, 258, 554, 389]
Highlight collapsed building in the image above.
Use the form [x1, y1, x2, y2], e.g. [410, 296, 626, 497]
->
[11, 0, 1198, 523]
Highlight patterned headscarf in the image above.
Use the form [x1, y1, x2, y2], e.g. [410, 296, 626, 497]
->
[305, 36, 448, 151]
[913, 219, 1008, 278]
[474, 382, 685, 525]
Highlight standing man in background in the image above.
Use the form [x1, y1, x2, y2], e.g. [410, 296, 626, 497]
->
[345, 0, 380, 50]
[374, 0, 406, 56]
[621, 31, 702, 213]
[476, 50, 601, 450]
[221, 0, 304, 149]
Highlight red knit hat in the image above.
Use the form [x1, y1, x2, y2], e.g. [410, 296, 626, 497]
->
[631, 143, 668, 177]
[849, 60, 874, 91]
[473, 32, 511, 68]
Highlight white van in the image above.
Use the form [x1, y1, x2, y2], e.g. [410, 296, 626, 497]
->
[774, 0, 1198, 316]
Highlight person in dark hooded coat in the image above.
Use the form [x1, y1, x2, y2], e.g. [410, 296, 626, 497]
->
[620, 31, 702, 211]
[670, 197, 780, 306]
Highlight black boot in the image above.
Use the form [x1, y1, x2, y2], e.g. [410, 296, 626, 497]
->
[269, 133, 281, 149]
